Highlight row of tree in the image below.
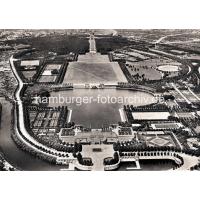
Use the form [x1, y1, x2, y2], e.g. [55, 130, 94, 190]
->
[104, 152, 119, 166]
[76, 153, 93, 166]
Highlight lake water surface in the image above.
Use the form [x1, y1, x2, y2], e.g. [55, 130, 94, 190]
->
[50, 89, 156, 128]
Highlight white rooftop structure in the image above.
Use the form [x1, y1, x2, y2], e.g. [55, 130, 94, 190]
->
[21, 60, 40, 66]
[132, 112, 170, 120]
[42, 70, 52, 76]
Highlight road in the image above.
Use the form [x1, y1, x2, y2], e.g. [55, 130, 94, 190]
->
[155, 33, 191, 44]
[170, 82, 192, 104]
[89, 34, 97, 53]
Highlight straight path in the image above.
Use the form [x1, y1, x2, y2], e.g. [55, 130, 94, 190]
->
[89, 34, 97, 53]
[187, 87, 200, 101]
[170, 83, 192, 105]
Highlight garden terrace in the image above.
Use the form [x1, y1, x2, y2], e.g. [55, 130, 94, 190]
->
[37, 60, 68, 84]
[13, 59, 44, 83]
[23, 104, 81, 153]
[118, 127, 133, 136]
[117, 131, 179, 150]
[34, 135, 80, 153]
[18, 113, 81, 154]
[60, 128, 76, 137]
[26, 106, 69, 134]
[113, 139, 147, 152]
[13, 104, 70, 159]
[114, 141, 180, 152]
[141, 133, 177, 148]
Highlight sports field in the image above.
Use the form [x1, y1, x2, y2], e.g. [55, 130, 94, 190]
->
[63, 61, 127, 84]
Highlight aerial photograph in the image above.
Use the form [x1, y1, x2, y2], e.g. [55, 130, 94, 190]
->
[1, 29, 200, 171]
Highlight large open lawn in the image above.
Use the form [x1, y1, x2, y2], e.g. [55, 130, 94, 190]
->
[63, 61, 127, 84]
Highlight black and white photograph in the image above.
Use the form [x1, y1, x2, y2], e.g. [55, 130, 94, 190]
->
[1, 29, 200, 171]
[0, 0, 200, 199]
